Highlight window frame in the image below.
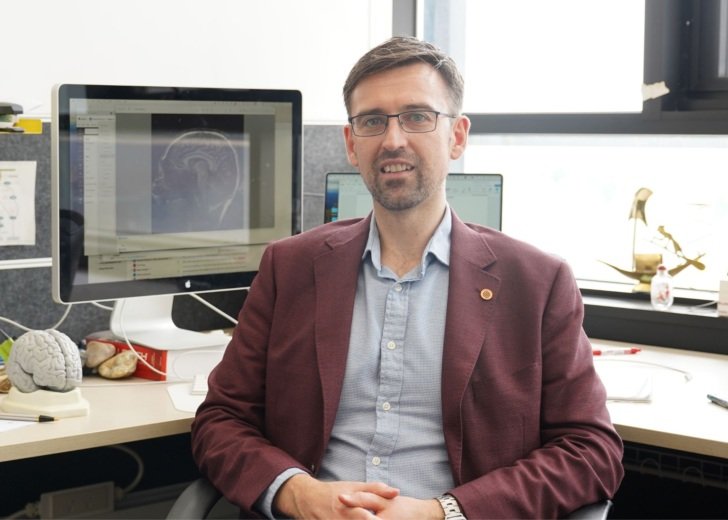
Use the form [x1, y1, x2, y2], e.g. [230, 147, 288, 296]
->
[393, 0, 728, 354]
[682, 0, 728, 106]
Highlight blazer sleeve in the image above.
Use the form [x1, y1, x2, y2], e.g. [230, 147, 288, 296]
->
[450, 259, 624, 519]
[190, 243, 309, 517]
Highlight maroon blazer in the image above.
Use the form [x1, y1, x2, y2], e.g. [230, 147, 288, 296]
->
[191, 213, 624, 519]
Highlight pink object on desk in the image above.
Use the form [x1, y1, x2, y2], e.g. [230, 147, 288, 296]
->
[592, 347, 641, 356]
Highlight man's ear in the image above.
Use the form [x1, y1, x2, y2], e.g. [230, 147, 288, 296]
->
[449, 115, 471, 160]
[343, 125, 359, 167]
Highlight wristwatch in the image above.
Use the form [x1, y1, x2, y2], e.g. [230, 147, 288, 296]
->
[436, 494, 467, 520]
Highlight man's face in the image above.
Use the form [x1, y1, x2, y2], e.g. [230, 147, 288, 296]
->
[344, 62, 469, 213]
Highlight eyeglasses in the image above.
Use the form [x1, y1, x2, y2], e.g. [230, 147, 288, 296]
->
[348, 110, 458, 137]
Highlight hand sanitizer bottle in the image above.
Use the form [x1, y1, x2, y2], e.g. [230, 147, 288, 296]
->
[650, 264, 674, 311]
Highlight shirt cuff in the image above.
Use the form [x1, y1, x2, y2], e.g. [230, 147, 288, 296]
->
[255, 467, 307, 519]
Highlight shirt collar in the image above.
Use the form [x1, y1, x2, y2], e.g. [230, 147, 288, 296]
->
[363, 206, 452, 273]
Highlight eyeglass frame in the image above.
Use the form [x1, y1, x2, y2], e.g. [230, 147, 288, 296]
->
[347, 110, 459, 137]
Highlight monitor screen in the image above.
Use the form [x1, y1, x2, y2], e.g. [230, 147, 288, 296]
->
[52, 84, 302, 349]
[324, 172, 503, 230]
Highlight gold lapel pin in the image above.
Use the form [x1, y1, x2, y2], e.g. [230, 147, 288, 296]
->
[480, 288, 494, 301]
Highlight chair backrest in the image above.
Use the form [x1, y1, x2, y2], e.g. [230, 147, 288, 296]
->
[166, 478, 222, 519]
[565, 499, 613, 520]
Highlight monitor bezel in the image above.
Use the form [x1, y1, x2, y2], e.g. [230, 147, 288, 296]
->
[51, 83, 302, 304]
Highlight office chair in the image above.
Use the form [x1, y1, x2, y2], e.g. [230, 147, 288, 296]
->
[166, 477, 613, 519]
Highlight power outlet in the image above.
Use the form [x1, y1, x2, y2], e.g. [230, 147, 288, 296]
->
[39, 481, 115, 518]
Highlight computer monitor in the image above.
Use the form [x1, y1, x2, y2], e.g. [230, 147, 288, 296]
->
[324, 172, 503, 230]
[51, 84, 302, 350]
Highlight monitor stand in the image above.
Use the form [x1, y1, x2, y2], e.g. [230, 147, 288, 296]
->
[109, 295, 230, 351]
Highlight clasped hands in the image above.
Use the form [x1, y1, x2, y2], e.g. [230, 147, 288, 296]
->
[274, 473, 444, 520]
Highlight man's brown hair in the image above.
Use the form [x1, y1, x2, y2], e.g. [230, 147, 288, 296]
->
[343, 36, 465, 116]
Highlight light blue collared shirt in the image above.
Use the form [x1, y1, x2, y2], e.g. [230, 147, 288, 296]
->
[259, 208, 455, 518]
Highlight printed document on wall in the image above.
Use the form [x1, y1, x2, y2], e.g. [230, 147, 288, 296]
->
[0, 161, 36, 246]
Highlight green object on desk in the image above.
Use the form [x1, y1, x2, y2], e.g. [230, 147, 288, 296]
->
[0, 337, 13, 364]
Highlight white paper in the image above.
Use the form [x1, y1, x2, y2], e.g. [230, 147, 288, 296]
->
[167, 382, 205, 413]
[0, 161, 37, 245]
[595, 363, 653, 402]
[0, 419, 36, 432]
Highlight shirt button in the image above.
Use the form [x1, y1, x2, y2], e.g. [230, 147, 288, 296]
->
[382, 402, 391, 411]
[372, 456, 381, 466]
[394, 283, 402, 292]
[386, 341, 396, 350]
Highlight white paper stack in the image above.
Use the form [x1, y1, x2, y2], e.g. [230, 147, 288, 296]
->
[595, 363, 653, 402]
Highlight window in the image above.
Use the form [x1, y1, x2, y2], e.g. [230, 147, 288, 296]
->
[677, 0, 728, 109]
[459, 0, 645, 114]
[464, 133, 728, 295]
[420, 0, 728, 301]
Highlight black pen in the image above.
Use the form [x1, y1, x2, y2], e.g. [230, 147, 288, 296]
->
[0, 412, 55, 422]
[707, 394, 728, 410]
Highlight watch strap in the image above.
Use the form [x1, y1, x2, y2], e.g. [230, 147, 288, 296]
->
[436, 494, 467, 520]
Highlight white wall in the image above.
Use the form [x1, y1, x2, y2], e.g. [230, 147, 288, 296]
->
[3, 0, 392, 123]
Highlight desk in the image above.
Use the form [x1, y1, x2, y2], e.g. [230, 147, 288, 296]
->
[2, 341, 727, 463]
[0, 378, 194, 462]
[593, 339, 728, 459]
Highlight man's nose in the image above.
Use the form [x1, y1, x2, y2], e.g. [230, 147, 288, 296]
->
[381, 117, 408, 148]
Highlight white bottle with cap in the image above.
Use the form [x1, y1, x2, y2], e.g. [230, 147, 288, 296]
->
[650, 264, 674, 311]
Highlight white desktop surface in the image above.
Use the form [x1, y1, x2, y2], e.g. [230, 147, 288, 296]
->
[0, 377, 194, 462]
[593, 339, 728, 459]
[1, 340, 727, 463]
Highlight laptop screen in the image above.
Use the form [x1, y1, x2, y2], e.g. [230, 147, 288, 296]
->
[324, 172, 502, 230]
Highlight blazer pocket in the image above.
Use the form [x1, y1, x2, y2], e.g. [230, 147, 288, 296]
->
[460, 362, 541, 474]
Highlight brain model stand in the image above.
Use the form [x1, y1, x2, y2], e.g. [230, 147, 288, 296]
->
[1, 330, 90, 417]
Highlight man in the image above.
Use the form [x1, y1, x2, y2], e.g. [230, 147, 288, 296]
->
[191, 36, 624, 519]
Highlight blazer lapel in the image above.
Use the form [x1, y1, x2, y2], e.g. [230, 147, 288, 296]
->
[313, 218, 370, 441]
[441, 217, 500, 481]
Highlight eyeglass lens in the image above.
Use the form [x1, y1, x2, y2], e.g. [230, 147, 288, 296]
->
[352, 111, 440, 136]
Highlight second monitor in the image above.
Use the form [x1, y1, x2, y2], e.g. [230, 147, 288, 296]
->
[324, 172, 502, 230]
